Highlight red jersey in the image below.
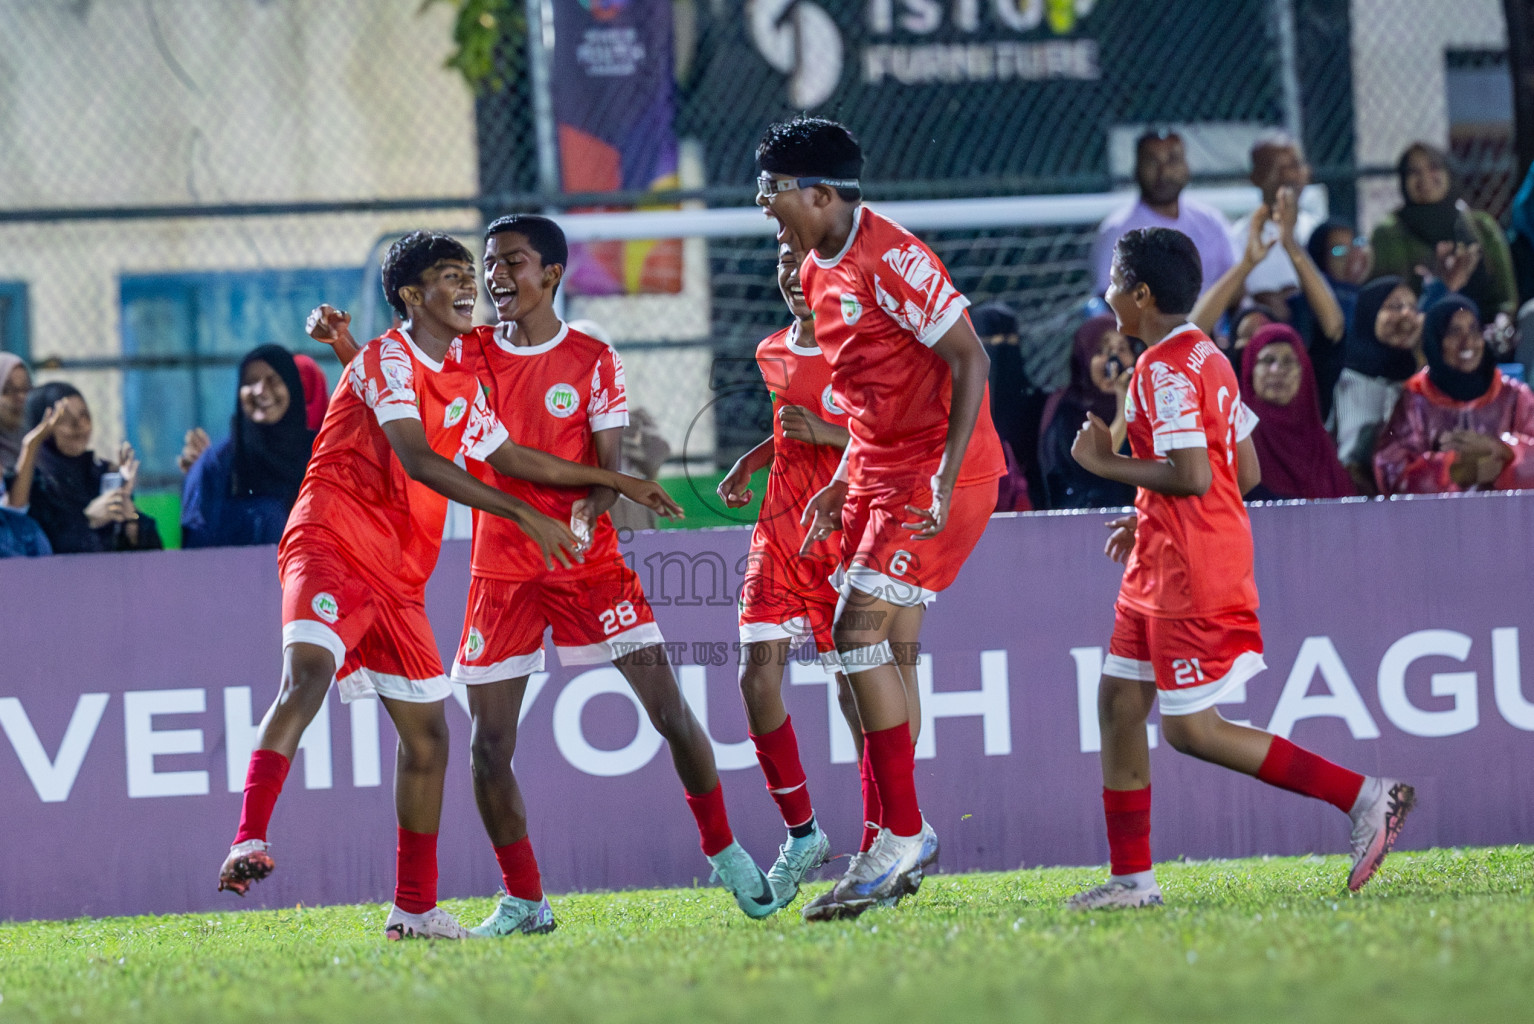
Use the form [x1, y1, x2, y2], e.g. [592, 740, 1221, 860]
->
[798, 206, 1005, 492]
[1119, 323, 1260, 619]
[283, 328, 508, 593]
[752, 321, 847, 564]
[457, 322, 629, 581]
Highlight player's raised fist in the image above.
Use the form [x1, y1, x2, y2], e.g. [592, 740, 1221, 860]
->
[617, 477, 684, 518]
[306, 304, 350, 342]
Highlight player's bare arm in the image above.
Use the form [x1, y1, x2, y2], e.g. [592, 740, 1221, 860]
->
[903, 319, 989, 539]
[718, 436, 776, 508]
[570, 427, 625, 531]
[379, 416, 582, 569]
[778, 405, 850, 448]
[486, 439, 683, 519]
[1235, 435, 1262, 495]
[306, 304, 363, 365]
[1071, 412, 1213, 497]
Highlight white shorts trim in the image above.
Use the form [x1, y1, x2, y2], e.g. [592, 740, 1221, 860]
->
[283, 620, 346, 669]
[819, 648, 845, 674]
[557, 621, 666, 666]
[739, 617, 814, 646]
[840, 639, 895, 675]
[450, 649, 546, 684]
[1102, 654, 1157, 682]
[843, 565, 937, 608]
[336, 667, 453, 705]
[1157, 651, 1267, 717]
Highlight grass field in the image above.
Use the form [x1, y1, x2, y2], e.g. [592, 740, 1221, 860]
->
[2, 847, 1530, 1024]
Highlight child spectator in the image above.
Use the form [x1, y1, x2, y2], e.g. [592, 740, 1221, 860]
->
[21, 382, 161, 553]
[1373, 295, 1534, 494]
[1037, 314, 1137, 509]
[0, 353, 31, 473]
[1369, 142, 1517, 318]
[181, 345, 317, 548]
[1238, 324, 1354, 500]
[1332, 277, 1423, 492]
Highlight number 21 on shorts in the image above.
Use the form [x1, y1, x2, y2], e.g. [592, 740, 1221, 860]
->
[1172, 658, 1205, 687]
[599, 600, 639, 635]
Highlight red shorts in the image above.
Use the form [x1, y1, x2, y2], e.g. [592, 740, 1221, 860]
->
[278, 540, 450, 704]
[1105, 603, 1266, 716]
[839, 477, 996, 607]
[738, 543, 839, 656]
[450, 557, 664, 683]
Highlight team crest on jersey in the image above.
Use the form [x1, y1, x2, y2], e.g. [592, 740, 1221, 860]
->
[382, 360, 413, 395]
[464, 627, 485, 662]
[545, 383, 579, 418]
[311, 593, 340, 624]
[821, 384, 844, 416]
[840, 292, 863, 325]
[443, 396, 469, 428]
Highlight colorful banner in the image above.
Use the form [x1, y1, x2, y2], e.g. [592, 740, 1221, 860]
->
[552, 0, 682, 294]
[2, 494, 1532, 921]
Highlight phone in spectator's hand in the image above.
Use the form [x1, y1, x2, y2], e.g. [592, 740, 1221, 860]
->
[1104, 356, 1124, 380]
[100, 471, 124, 495]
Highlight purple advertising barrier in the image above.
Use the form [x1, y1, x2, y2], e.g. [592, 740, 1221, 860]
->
[2, 493, 1532, 922]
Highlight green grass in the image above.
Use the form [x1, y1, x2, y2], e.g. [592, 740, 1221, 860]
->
[653, 466, 767, 531]
[2, 848, 1531, 1024]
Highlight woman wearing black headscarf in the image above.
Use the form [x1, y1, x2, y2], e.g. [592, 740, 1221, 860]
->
[1369, 142, 1517, 318]
[181, 345, 316, 548]
[973, 301, 1045, 508]
[1374, 295, 1534, 494]
[1036, 314, 1139, 509]
[20, 382, 161, 553]
[1330, 276, 1424, 491]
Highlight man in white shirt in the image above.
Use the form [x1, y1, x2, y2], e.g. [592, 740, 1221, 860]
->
[1227, 131, 1318, 305]
[1092, 130, 1235, 297]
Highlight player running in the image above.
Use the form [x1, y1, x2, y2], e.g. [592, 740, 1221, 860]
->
[754, 118, 1006, 920]
[218, 231, 679, 940]
[310, 214, 773, 930]
[1067, 226, 1414, 909]
[716, 237, 866, 913]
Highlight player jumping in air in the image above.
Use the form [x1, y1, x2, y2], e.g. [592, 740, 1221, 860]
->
[310, 215, 773, 930]
[219, 231, 679, 940]
[1067, 227, 1414, 909]
[754, 118, 1006, 920]
[716, 237, 865, 913]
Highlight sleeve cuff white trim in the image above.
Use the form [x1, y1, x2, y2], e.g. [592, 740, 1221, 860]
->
[590, 411, 630, 432]
[372, 403, 422, 426]
[915, 296, 972, 348]
[464, 421, 511, 463]
[1235, 404, 1258, 442]
[1152, 431, 1208, 455]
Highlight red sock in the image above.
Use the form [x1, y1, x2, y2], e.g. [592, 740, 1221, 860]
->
[233, 749, 291, 844]
[1103, 786, 1153, 875]
[394, 828, 438, 914]
[685, 782, 735, 857]
[750, 716, 814, 829]
[863, 724, 921, 837]
[493, 837, 543, 901]
[1257, 736, 1365, 813]
[858, 743, 882, 852]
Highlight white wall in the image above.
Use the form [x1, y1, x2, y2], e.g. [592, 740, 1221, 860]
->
[0, 0, 479, 452]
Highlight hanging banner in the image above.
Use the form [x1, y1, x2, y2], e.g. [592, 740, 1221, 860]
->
[552, 0, 684, 294]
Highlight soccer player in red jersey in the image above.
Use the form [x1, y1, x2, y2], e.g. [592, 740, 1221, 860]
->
[311, 215, 774, 929]
[218, 231, 679, 940]
[716, 238, 866, 912]
[753, 118, 1007, 920]
[1067, 227, 1414, 909]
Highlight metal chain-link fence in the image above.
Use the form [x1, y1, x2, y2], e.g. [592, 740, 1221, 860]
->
[0, 0, 1520, 497]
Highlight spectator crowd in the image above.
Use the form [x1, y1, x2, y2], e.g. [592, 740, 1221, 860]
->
[3, 134, 1534, 558]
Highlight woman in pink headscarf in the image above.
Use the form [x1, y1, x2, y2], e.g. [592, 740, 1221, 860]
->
[1239, 324, 1355, 500]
